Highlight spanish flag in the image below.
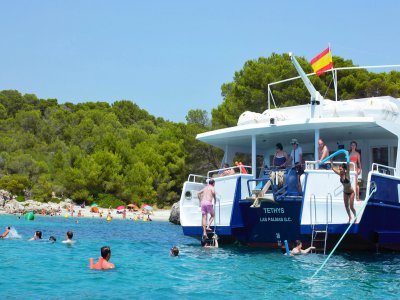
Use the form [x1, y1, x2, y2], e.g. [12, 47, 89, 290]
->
[310, 48, 333, 76]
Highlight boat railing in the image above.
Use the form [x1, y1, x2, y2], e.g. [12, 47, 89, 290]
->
[305, 161, 355, 170]
[187, 174, 208, 183]
[309, 193, 333, 225]
[207, 165, 252, 179]
[372, 163, 397, 176]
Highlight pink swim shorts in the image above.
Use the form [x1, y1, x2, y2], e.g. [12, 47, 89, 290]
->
[201, 202, 214, 216]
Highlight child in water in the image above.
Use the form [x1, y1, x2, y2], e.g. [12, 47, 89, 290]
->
[29, 231, 42, 240]
[90, 246, 115, 270]
[170, 246, 179, 256]
[62, 231, 75, 244]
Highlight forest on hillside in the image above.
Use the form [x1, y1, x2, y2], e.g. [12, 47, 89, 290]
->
[1, 53, 399, 207]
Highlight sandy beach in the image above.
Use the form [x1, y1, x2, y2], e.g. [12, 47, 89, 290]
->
[67, 205, 171, 221]
[0, 201, 171, 222]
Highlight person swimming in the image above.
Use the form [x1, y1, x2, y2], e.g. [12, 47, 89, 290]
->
[170, 246, 179, 256]
[90, 246, 115, 270]
[0, 226, 10, 239]
[29, 231, 42, 241]
[201, 234, 219, 248]
[49, 236, 57, 243]
[62, 230, 75, 244]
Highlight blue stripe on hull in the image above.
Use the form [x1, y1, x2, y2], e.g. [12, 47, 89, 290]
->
[182, 226, 232, 237]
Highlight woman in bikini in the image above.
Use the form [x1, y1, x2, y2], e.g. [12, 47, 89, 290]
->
[330, 161, 356, 223]
[349, 141, 362, 200]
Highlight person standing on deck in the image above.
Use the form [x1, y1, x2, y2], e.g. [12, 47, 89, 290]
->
[197, 179, 217, 239]
[317, 138, 330, 169]
[349, 141, 362, 201]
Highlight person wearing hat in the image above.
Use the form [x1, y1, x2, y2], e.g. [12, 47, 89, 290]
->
[288, 139, 303, 169]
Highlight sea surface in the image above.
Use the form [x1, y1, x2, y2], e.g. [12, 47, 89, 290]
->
[0, 214, 399, 300]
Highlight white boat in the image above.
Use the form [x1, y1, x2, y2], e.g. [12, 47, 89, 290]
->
[180, 54, 400, 251]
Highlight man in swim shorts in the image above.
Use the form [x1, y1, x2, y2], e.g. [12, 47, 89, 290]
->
[197, 179, 217, 238]
[90, 246, 115, 270]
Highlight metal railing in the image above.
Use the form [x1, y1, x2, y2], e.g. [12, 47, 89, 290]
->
[207, 165, 252, 179]
[305, 160, 355, 171]
[372, 163, 397, 176]
[187, 174, 208, 183]
[309, 193, 333, 225]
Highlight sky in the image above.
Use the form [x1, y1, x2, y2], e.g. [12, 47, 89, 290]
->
[1, 1, 399, 122]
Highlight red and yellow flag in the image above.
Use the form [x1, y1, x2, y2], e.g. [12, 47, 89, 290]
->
[310, 48, 333, 76]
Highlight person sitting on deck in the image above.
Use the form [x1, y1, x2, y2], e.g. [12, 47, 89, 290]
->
[220, 163, 235, 176]
[235, 161, 248, 174]
[90, 246, 115, 270]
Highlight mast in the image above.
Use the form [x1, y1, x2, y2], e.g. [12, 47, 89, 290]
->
[289, 52, 324, 118]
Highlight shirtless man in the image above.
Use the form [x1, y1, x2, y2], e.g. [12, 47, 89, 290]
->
[291, 240, 315, 255]
[317, 138, 330, 169]
[90, 246, 115, 270]
[197, 179, 217, 238]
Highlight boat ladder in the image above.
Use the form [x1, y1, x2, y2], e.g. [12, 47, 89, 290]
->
[310, 193, 332, 255]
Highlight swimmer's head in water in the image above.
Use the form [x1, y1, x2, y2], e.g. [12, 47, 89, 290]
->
[101, 246, 111, 260]
[49, 236, 56, 242]
[170, 246, 179, 256]
[295, 240, 302, 247]
[7, 226, 10, 230]
[35, 231, 42, 239]
[66, 230, 73, 239]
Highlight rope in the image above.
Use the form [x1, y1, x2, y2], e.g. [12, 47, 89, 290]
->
[311, 183, 377, 279]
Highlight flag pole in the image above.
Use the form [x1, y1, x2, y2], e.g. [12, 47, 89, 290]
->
[329, 44, 338, 101]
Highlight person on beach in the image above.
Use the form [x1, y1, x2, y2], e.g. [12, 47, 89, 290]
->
[170, 246, 179, 256]
[122, 209, 126, 219]
[29, 231, 42, 240]
[291, 240, 315, 255]
[62, 230, 75, 244]
[197, 179, 217, 239]
[330, 161, 356, 223]
[201, 234, 219, 248]
[0, 226, 10, 239]
[90, 246, 115, 270]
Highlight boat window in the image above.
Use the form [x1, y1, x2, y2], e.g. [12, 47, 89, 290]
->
[372, 146, 389, 166]
[392, 146, 398, 166]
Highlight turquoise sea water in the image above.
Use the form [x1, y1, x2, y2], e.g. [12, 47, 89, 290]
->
[0, 215, 399, 299]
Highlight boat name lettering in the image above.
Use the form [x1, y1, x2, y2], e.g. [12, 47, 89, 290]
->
[263, 208, 285, 214]
[259, 217, 292, 222]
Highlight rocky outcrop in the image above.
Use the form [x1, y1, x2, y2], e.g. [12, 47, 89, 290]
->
[169, 201, 180, 225]
[0, 190, 12, 207]
[1, 196, 72, 215]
